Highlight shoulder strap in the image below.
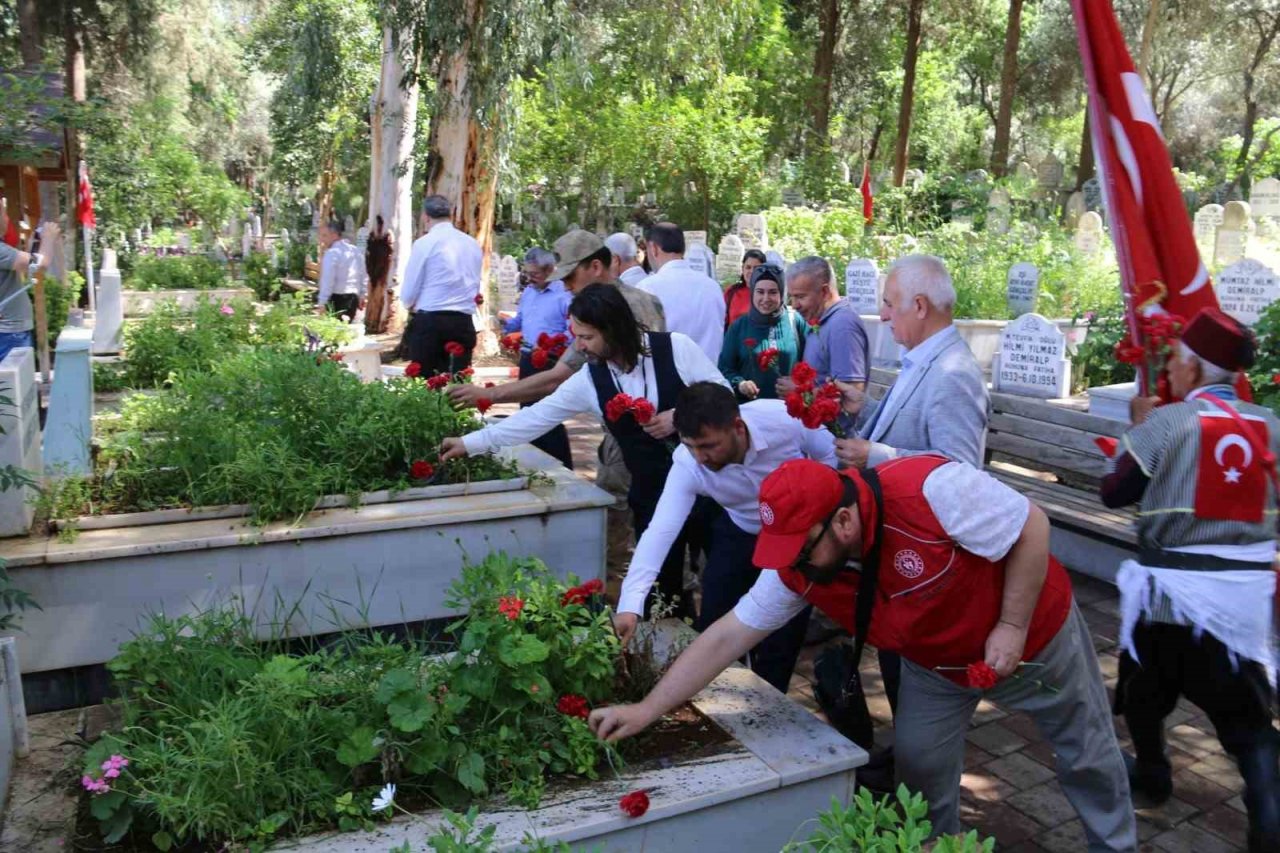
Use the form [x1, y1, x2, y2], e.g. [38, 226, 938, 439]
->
[850, 467, 886, 667]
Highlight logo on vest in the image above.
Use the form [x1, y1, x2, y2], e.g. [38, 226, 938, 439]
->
[893, 549, 925, 579]
[759, 502, 775, 527]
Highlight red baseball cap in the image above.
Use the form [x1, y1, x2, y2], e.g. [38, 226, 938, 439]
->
[754, 459, 850, 569]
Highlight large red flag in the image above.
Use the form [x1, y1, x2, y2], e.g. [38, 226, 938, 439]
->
[860, 162, 873, 224]
[77, 160, 96, 230]
[1070, 1, 1222, 357]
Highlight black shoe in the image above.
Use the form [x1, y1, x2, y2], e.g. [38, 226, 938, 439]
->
[856, 745, 896, 796]
[1124, 752, 1173, 805]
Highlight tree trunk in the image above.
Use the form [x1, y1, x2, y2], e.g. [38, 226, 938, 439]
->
[64, 4, 86, 290]
[867, 119, 885, 164]
[1137, 0, 1161, 87]
[892, 0, 924, 187]
[367, 26, 420, 333]
[1233, 13, 1280, 191]
[17, 0, 41, 66]
[810, 0, 842, 150]
[989, 0, 1024, 177]
[1076, 108, 1094, 190]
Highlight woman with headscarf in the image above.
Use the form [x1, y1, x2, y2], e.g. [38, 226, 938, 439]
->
[718, 263, 807, 401]
[722, 249, 766, 328]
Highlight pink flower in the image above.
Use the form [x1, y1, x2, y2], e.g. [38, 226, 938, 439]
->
[220, 304, 234, 316]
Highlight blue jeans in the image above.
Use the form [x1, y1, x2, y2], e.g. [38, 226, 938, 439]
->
[0, 330, 33, 363]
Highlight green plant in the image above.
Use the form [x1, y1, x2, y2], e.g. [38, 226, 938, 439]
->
[44, 271, 85, 346]
[243, 250, 282, 301]
[1248, 299, 1280, 416]
[92, 361, 131, 393]
[285, 240, 313, 279]
[126, 254, 229, 291]
[30, 475, 91, 542]
[1072, 315, 1135, 394]
[782, 786, 995, 852]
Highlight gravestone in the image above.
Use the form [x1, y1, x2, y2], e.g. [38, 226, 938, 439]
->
[495, 255, 521, 313]
[1065, 192, 1087, 228]
[177, 232, 191, 251]
[241, 224, 252, 258]
[736, 213, 768, 251]
[992, 313, 1071, 398]
[782, 187, 805, 207]
[686, 242, 717, 280]
[966, 169, 991, 185]
[1214, 200, 1251, 266]
[1250, 177, 1280, 218]
[629, 223, 644, 241]
[1075, 211, 1104, 255]
[685, 231, 708, 247]
[252, 214, 263, 239]
[1037, 154, 1064, 189]
[0, 347, 40, 536]
[355, 226, 370, 255]
[840, 162, 852, 184]
[1006, 262, 1040, 316]
[1082, 177, 1102, 211]
[43, 326, 93, 476]
[951, 199, 974, 228]
[987, 189, 1012, 234]
[716, 234, 745, 281]
[844, 259, 880, 315]
[904, 169, 926, 189]
[92, 249, 123, 354]
[1215, 258, 1280, 326]
[643, 192, 656, 206]
[343, 215, 355, 237]
[1194, 203, 1224, 248]
[1014, 161, 1035, 182]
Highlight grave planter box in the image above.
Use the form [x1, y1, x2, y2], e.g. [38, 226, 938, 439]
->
[0, 445, 613, 680]
[120, 287, 255, 317]
[1087, 382, 1137, 422]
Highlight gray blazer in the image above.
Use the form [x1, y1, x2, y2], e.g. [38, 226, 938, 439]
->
[856, 327, 989, 468]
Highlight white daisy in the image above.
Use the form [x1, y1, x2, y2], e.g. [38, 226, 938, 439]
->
[372, 783, 396, 813]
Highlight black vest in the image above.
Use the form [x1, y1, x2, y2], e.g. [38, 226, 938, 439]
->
[588, 332, 685, 508]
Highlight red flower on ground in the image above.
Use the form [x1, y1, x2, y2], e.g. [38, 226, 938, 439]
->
[556, 694, 590, 719]
[444, 341, 466, 357]
[484, 382, 496, 388]
[531, 348, 549, 369]
[475, 293, 484, 305]
[630, 398, 656, 425]
[497, 596, 525, 621]
[426, 374, 450, 390]
[410, 460, 435, 480]
[619, 790, 650, 818]
[756, 348, 781, 372]
[476, 398, 493, 414]
[790, 361, 817, 389]
[966, 662, 1000, 690]
[743, 337, 758, 349]
[405, 361, 423, 378]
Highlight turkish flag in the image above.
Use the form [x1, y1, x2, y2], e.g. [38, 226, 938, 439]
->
[2, 217, 16, 248]
[860, 162, 873, 224]
[78, 160, 96, 230]
[1195, 412, 1270, 523]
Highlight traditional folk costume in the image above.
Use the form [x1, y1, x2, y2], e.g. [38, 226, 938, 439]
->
[1101, 308, 1280, 853]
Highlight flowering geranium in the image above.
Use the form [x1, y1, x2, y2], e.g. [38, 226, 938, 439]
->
[82, 754, 128, 795]
[426, 374, 450, 390]
[561, 578, 604, 606]
[497, 596, 525, 620]
[556, 694, 590, 719]
[756, 348, 782, 372]
[619, 790, 650, 818]
[404, 361, 423, 378]
[410, 460, 435, 480]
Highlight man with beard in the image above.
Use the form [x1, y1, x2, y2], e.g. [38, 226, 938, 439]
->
[441, 283, 726, 615]
[590, 456, 1136, 852]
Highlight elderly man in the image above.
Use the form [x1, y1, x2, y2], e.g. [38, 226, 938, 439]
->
[400, 194, 482, 375]
[605, 232, 648, 286]
[315, 219, 367, 321]
[0, 200, 56, 362]
[591, 456, 1136, 852]
[776, 256, 868, 396]
[639, 223, 726, 362]
[1102, 308, 1279, 852]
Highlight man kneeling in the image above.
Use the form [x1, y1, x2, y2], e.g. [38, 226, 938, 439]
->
[591, 456, 1137, 852]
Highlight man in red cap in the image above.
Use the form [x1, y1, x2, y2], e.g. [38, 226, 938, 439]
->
[1101, 307, 1279, 852]
[591, 455, 1136, 851]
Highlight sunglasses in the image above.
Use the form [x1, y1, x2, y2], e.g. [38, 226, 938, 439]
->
[791, 478, 860, 579]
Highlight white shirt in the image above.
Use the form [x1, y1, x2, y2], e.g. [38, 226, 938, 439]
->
[639, 259, 726, 362]
[618, 265, 649, 286]
[400, 221, 482, 313]
[618, 399, 839, 615]
[462, 332, 729, 457]
[732, 460, 1030, 632]
[317, 240, 366, 303]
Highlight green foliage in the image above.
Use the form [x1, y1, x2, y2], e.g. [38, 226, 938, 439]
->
[126, 255, 228, 291]
[85, 555, 619, 848]
[1072, 315, 1135, 395]
[88, 347, 514, 522]
[243, 250, 282, 301]
[1247, 298, 1280, 414]
[783, 786, 994, 852]
[45, 271, 84, 347]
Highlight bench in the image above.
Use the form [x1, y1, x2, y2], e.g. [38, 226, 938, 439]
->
[281, 258, 320, 296]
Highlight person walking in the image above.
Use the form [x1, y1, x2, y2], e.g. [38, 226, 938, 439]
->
[399, 194, 482, 375]
[718, 264, 807, 401]
[315, 219, 366, 322]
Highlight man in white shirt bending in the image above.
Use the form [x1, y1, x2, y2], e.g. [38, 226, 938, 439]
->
[316, 219, 367, 322]
[605, 232, 648, 286]
[399, 195, 483, 375]
[639, 222, 726, 362]
[613, 381, 838, 692]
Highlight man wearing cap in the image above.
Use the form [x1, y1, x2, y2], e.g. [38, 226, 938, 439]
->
[1101, 307, 1279, 852]
[591, 455, 1135, 851]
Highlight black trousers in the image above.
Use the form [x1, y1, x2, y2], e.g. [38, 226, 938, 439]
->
[695, 511, 810, 694]
[326, 293, 360, 322]
[405, 311, 476, 375]
[1117, 621, 1279, 848]
[517, 352, 573, 469]
[631, 496, 697, 623]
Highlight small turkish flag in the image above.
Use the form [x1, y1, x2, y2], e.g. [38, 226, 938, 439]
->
[1195, 412, 1270, 523]
[860, 162, 873, 224]
[78, 161, 96, 230]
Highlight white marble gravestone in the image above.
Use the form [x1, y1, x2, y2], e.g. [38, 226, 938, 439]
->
[1006, 262, 1040, 317]
[1014, 161, 1035, 182]
[91, 249, 123, 354]
[736, 213, 768, 251]
[1250, 177, 1280, 218]
[1194, 204, 1225, 249]
[987, 189, 1012, 234]
[43, 327, 93, 476]
[951, 199, 973, 228]
[0, 347, 40, 536]
[1065, 192, 1087, 228]
[343, 214, 355, 237]
[992, 313, 1072, 398]
[1215, 200, 1251, 266]
[1075, 211, 1104, 255]
[904, 169, 926, 189]
[781, 187, 805, 207]
[686, 243, 717, 280]
[252, 214, 263, 239]
[716, 234, 745, 281]
[495, 255, 521, 314]
[1216, 258, 1280, 326]
[241, 224, 252, 258]
[1082, 177, 1102, 211]
[355, 226, 369, 255]
[1037, 154, 1064, 189]
[685, 231, 708, 247]
[844, 259, 880, 315]
[628, 223, 644, 241]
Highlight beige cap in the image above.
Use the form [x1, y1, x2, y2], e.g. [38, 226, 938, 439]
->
[552, 229, 605, 280]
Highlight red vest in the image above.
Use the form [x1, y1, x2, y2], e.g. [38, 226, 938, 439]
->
[777, 455, 1074, 686]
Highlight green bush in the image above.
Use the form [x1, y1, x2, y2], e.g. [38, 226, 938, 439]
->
[783, 786, 994, 853]
[1247, 299, 1280, 415]
[1072, 315, 1135, 394]
[45, 270, 84, 346]
[83, 555, 619, 848]
[243, 250, 281, 301]
[126, 255, 228, 291]
[285, 240, 312, 279]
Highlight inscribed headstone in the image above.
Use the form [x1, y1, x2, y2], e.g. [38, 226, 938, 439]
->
[736, 213, 768, 251]
[1250, 177, 1280, 218]
[1215, 200, 1251, 266]
[1215, 258, 1280, 326]
[0, 347, 39, 536]
[782, 187, 805, 207]
[1194, 204, 1224, 247]
[1006, 262, 1040, 316]
[1082, 178, 1102, 211]
[716, 234, 745, 281]
[685, 231, 708, 247]
[1014, 161, 1035, 182]
[495, 255, 521, 313]
[241, 225, 252, 258]
[844, 259, 880, 315]
[1037, 154, 1064, 189]
[343, 214, 355, 237]
[686, 243, 717, 280]
[1065, 192, 1087, 228]
[252, 214, 263, 239]
[993, 313, 1071, 398]
[904, 169, 926, 189]
[987, 189, 1011, 234]
[1075, 211, 1104, 255]
[92, 249, 123, 354]
[628, 223, 643, 241]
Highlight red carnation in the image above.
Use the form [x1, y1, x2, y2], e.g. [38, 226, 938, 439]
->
[475, 293, 484, 305]
[756, 348, 781, 372]
[743, 337, 758, 349]
[458, 366, 474, 378]
[631, 398, 656, 425]
[427, 374, 450, 390]
[1113, 340, 1145, 366]
[410, 460, 434, 480]
[500, 334, 521, 353]
[619, 790, 650, 818]
[531, 348, 549, 369]
[556, 694, 590, 719]
[445, 341, 466, 357]
[497, 596, 525, 621]
[605, 393, 636, 422]
[784, 390, 806, 418]
[405, 361, 423, 378]
[1272, 374, 1280, 386]
[790, 361, 817, 389]
[966, 662, 1000, 690]
[476, 398, 493, 414]
[537, 332, 552, 349]
[484, 382, 496, 388]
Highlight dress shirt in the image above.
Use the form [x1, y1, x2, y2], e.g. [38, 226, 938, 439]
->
[868, 325, 957, 428]
[503, 280, 571, 349]
[734, 460, 1030, 632]
[400, 221, 482, 313]
[639, 259, 727, 362]
[618, 265, 649, 286]
[806, 298, 869, 383]
[317, 240, 366, 304]
[618, 399, 838, 615]
[461, 332, 728, 457]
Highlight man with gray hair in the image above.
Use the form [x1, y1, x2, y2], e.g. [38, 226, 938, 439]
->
[776, 256, 869, 397]
[399, 194, 483, 375]
[316, 218, 366, 321]
[605, 232, 647, 286]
